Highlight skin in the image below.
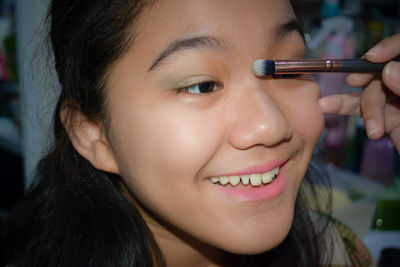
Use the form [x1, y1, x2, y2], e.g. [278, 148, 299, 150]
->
[319, 33, 400, 152]
[66, 1, 400, 266]
[70, 0, 322, 266]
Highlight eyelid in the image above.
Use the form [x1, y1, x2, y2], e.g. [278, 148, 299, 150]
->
[175, 74, 221, 91]
[174, 75, 222, 95]
[282, 55, 306, 60]
[176, 81, 218, 95]
[175, 75, 216, 88]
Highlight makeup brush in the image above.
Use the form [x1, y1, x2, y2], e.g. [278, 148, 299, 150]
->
[252, 59, 388, 77]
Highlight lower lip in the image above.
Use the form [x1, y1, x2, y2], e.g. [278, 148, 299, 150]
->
[214, 163, 287, 202]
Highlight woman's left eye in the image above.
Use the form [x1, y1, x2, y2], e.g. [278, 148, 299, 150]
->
[178, 81, 219, 94]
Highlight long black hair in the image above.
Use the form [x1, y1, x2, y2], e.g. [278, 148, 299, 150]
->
[2, 1, 332, 266]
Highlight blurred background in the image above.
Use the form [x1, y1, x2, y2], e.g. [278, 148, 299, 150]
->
[0, 0, 399, 265]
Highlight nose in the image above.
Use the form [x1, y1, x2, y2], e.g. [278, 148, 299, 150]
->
[228, 82, 293, 149]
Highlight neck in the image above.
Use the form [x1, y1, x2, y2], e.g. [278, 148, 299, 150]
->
[149, 219, 238, 267]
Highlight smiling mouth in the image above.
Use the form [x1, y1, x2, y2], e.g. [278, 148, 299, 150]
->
[210, 167, 280, 187]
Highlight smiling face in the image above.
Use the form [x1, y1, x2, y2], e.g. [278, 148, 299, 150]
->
[102, 0, 324, 262]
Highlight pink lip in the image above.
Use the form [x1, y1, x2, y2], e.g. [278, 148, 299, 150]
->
[212, 160, 288, 202]
[217, 159, 287, 176]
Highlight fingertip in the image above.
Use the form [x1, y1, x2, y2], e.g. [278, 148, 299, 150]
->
[364, 44, 383, 59]
[346, 73, 361, 81]
[346, 73, 373, 87]
[383, 61, 400, 94]
[317, 97, 328, 112]
[363, 34, 400, 63]
[367, 128, 380, 139]
[318, 95, 341, 114]
[366, 118, 384, 139]
[318, 97, 328, 106]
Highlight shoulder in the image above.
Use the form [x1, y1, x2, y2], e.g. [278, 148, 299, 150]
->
[327, 217, 376, 267]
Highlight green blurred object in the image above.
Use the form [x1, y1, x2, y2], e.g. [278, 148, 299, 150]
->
[3, 33, 17, 82]
[371, 179, 400, 231]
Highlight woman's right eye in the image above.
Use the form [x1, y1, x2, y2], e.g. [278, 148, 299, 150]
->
[177, 81, 219, 94]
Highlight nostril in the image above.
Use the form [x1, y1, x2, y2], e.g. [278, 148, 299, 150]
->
[228, 112, 292, 150]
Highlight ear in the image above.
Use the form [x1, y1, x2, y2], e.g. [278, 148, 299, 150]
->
[61, 108, 120, 174]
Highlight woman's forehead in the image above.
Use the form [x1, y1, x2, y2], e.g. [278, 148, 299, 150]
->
[127, 0, 297, 69]
[137, 0, 295, 34]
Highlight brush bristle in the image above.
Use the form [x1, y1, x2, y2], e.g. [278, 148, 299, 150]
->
[252, 59, 275, 76]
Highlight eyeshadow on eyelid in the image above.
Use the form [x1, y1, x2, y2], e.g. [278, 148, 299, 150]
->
[161, 75, 209, 89]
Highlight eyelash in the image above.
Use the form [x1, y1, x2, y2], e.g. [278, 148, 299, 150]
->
[176, 81, 220, 94]
[175, 73, 302, 95]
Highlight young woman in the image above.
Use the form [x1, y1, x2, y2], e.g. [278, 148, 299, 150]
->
[3, 0, 400, 266]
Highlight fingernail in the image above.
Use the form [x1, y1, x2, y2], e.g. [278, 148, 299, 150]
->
[347, 74, 361, 80]
[385, 61, 400, 85]
[365, 44, 382, 56]
[366, 119, 379, 138]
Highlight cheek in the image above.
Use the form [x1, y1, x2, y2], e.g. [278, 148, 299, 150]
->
[275, 81, 324, 194]
[280, 81, 324, 147]
[108, 100, 224, 200]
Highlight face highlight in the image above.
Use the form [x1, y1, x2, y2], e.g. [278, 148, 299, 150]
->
[103, 0, 324, 262]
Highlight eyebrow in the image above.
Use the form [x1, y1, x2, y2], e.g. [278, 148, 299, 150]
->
[148, 36, 228, 71]
[273, 18, 305, 44]
[148, 18, 304, 72]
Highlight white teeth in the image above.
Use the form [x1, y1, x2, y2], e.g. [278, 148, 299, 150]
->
[219, 176, 229, 185]
[230, 176, 240, 186]
[210, 166, 280, 186]
[262, 171, 273, 183]
[250, 174, 262, 186]
[241, 175, 250, 185]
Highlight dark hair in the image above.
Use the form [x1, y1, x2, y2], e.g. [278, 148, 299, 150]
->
[2, 1, 332, 266]
[3, 1, 164, 266]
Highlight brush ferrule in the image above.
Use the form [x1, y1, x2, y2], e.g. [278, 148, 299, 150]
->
[274, 59, 341, 74]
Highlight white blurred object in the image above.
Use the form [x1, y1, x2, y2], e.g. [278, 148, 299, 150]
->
[307, 16, 354, 50]
[326, 163, 385, 238]
[363, 230, 400, 261]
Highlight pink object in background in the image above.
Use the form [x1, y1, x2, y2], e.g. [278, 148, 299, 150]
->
[360, 137, 395, 186]
[0, 49, 8, 80]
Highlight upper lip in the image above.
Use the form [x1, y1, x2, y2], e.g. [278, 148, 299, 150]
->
[212, 159, 288, 177]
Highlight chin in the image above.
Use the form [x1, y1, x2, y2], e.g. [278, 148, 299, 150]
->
[216, 212, 294, 255]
